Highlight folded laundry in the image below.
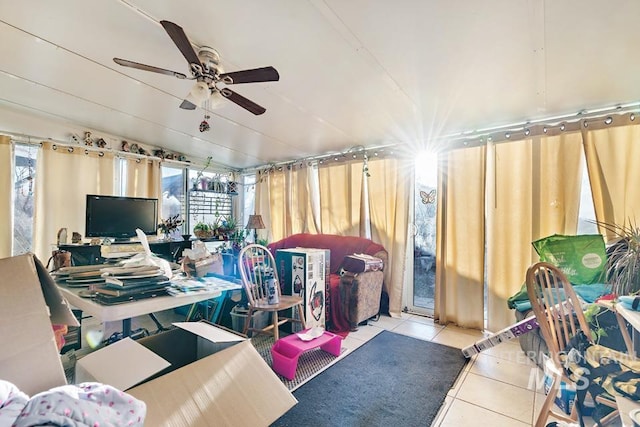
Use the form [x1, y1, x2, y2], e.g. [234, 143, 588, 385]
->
[510, 282, 612, 312]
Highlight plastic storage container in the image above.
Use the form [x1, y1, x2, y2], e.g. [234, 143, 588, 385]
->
[230, 305, 270, 335]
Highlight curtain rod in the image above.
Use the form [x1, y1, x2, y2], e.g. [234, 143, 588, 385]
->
[1, 130, 238, 172]
[244, 102, 640, 173]
[242, 142, 398, 174]
[442, 102, 640, 150]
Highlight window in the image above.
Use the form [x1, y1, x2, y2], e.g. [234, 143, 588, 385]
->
[187, 170, 233, 232]
[243, 174, 256, 231]
[13, 143, 37, 255]
[577, 154, 597, 234]
[411, 151, 438, 313]
[161, 165, 186, 222]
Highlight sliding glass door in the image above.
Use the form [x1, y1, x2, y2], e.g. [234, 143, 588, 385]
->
[408, 152, 438, 315]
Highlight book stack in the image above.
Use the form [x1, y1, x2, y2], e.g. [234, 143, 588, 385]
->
[52, 264, 112, 287]
[93, 265, 170, 305]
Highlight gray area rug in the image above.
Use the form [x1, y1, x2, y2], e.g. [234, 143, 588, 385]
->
[271, 330, 468, 427]
[251, 334, 348, 391]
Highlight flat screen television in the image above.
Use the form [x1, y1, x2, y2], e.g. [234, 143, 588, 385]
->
[85, 194, 158, 240]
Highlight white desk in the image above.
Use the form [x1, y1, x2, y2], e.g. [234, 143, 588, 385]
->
[58, 276, 242, 336]
[616, 394, 640, 427]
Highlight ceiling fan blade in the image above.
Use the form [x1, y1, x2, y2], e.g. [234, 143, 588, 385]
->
[113, 58, 187, 79]
[220, 88, 266, 115]
[219, 66, 280, 84]
[180, 99, 197, 110]
[160, 20, 202, 67]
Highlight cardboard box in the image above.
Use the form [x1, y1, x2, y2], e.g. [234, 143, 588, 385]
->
[77, 322, 297, 426]
[276, 248, 329, 330]
[0, 253, 297, 427]
[0, 253, 78, 395]
[181, 254, 223, 277]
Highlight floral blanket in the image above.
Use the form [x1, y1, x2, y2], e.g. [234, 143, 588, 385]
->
[0, 380, 145, 426]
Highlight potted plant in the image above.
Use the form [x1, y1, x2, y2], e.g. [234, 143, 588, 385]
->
[599, 220, 640, 295]
[220, 216, 238, 240]
[193, 221, 213, 239]
[158, 214, 183, 240]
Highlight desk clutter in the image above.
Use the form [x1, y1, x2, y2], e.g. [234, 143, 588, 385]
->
[53, 264, 172, 305]
[53, 262, 243, 306]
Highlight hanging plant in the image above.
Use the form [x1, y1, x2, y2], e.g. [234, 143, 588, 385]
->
[192, 156, 212, 190]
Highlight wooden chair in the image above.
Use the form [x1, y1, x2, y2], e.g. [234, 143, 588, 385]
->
[526, 262, 619, 427]
[237, 244, 306, 340]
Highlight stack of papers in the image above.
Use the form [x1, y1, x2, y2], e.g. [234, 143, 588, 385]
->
[167, 279, 212, 295]
[167, 276, 242, 296]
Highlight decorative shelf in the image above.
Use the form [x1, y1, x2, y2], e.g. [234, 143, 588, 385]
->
[189, 190, 233, 217]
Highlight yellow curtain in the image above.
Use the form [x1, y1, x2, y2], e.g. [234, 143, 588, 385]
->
[262, 166, 318, 243]
[318, 162, 363, 236]
[435, 146, 486, 329]
[33, 142, 115, 262]
[367, 158, 411, 318]
[289, 166, 318, 236]
[267, 168, 287, 241]
[486, 133, 582, 331]
[255, 171, 273, 242]
[0, 136, 13, 258]
[124, 158, 161, 199]
[583, 124, 640, 241]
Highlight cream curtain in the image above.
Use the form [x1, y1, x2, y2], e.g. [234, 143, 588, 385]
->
[485, 133, 582, 331]
[255, 171, 273, 242]
[124, 158, 161, 200]
[367, 158, 411, 318]
[583, 124, 640, 241]
[318, 161, 364, 236]
[33, 142, 115, 262]
[434, 146, 486, 329]
[261, 166, 318, 243]
[0, 136, 13, 258]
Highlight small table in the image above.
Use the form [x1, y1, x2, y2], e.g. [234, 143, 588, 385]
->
[271, 330, 342, 380]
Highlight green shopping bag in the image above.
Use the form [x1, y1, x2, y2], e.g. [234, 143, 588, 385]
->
[532, 234, 606, 285]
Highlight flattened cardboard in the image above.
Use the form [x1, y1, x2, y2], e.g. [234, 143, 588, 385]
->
[0, 254, 77, 395]
[75, 338, 171, 391]
[172, 321, 244, 343]
[128, 340, 296, 427]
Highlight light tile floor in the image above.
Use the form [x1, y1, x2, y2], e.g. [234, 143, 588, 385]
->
[69, 310, 623, 426]
[344, 312, 623, 427]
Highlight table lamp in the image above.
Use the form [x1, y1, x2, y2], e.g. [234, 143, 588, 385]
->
[246, 214, 266, 243]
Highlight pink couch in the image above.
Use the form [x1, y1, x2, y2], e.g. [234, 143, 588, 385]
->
[268, 233, 387, 332]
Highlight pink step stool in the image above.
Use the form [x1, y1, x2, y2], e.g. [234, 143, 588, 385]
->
[271, 330, 342, 380]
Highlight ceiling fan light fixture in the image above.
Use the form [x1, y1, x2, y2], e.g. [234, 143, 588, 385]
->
[209, 90, 226, 108]
[190, 81, 210, 103]
[184, 92, 197, 105]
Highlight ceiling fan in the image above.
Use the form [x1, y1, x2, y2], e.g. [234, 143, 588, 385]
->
[113, 20, 279, 115]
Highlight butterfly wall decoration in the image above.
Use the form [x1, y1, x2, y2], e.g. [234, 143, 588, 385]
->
[420, 189, 436, 205]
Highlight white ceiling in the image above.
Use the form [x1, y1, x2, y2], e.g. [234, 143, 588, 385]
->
[1, 0, 639, 169]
